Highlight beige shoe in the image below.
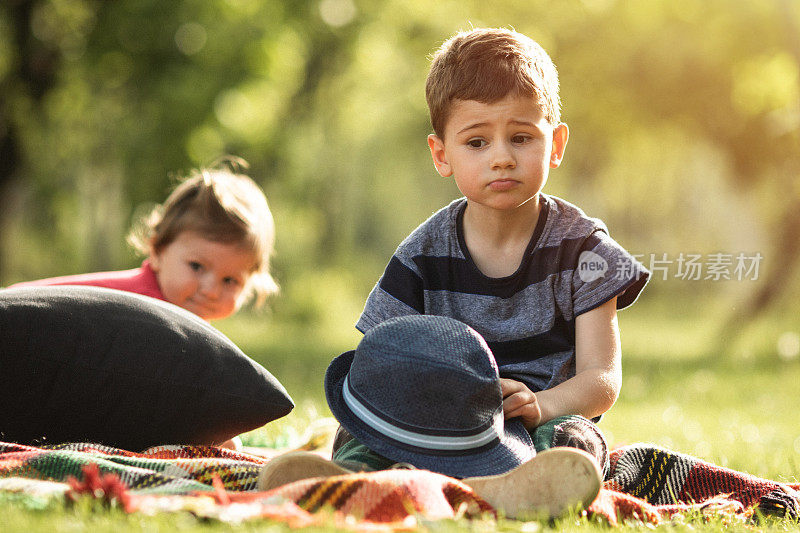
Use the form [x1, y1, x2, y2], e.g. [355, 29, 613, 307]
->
[462, 448, 602, 519]
[258, 451, 352, 491]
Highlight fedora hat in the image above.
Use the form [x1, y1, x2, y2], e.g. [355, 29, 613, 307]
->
[325, 315, 535, 479]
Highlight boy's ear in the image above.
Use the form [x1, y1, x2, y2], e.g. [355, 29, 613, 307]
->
[549, 123, 569, 169]
[428, 134, 453, 177]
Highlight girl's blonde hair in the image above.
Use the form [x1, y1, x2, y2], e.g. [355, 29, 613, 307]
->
[129, 159, 278, 307]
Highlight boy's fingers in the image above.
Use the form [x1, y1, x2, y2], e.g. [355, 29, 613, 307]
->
[499, 378, 524, 397]
[502, 390, 535, 412]
[504, 404, 527, 418]
[500, 380, 541, 427]
[504, 400, 542, 427]
[504, 405, 541, 427]
[501, 391, 520, 412]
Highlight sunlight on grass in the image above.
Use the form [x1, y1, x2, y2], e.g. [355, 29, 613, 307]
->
[239, 399, 336, 449]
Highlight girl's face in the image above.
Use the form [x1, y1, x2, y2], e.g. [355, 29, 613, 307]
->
[149, 231, 256, 321]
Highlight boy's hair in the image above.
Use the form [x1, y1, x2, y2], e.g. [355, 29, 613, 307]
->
[129, 160, 278, 306]
[426, 28, 561, 139]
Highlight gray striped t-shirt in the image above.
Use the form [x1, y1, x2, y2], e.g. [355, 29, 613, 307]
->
[356, 194, 649, 395]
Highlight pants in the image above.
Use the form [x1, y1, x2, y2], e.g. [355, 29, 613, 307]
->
[331, 414, 609, 478]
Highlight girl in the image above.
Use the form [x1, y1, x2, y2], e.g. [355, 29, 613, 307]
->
[11, 161, 278, 322]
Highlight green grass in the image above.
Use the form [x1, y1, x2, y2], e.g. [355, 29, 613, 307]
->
[3, 299, 800, 531]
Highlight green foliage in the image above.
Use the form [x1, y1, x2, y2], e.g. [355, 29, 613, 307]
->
[2, 1, 799, 318]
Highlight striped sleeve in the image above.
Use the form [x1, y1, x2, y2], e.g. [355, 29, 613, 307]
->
[356, 255, 424, 333]
[571, 229, 650, 316]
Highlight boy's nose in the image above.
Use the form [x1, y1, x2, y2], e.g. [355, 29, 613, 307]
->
[490, 143, 516, 169]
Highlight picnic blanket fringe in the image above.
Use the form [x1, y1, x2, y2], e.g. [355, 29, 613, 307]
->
[606, 443, 800, 522]
[2, 441, 799, 527]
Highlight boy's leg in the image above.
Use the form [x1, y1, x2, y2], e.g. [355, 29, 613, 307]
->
[333, 424, 601, 518]
[259, 426, 397, 491]
[263, 424, 602, 517]
[530, 415, 609, 478]
[333, 421, 607, 477]
[331, 426, 398, 472]
[331, 424, 355, 453]
[258, 451, 352, 491]
[462, 448, 602, 519]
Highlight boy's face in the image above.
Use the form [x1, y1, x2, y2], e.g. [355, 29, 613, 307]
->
[149, 231, 256, 321]
[427, 94, 568, 213]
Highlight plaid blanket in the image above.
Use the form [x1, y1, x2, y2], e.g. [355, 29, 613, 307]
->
[1, 441, 798, 527]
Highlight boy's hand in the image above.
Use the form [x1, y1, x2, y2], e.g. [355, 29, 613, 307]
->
[500, 378, 542, 429]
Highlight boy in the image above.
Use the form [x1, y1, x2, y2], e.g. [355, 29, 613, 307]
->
[334, 27, 649, 473]
[259, 28, 649, 511]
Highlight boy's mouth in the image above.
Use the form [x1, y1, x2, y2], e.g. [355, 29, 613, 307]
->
[488, 179, 519, 191]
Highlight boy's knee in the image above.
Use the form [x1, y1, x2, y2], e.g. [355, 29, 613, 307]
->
[332, 425, 355, 454]
[531, 415, 609, 478]
[331, 430, 397, 473]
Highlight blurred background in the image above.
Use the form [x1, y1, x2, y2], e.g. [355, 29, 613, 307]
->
[1, 0, 800, 459]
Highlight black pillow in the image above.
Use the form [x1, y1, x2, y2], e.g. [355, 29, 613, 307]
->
[0, 286, 294, 450]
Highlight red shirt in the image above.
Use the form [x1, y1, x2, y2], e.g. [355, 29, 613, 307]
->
[9, 260, 166, 302]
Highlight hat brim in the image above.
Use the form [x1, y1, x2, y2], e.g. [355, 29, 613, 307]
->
[324, 349, 536, 479]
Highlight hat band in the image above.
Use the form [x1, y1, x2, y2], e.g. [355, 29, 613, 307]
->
[343, 375, 501, 452]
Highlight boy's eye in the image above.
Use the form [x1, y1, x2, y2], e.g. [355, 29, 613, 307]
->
[189, 261, 203, 272]
[511, 134, 530, 144]
[467, 138, 487, 148]
[223, 277, 241, 287]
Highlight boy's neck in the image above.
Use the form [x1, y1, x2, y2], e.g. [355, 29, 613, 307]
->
[461, 196, 542, 278]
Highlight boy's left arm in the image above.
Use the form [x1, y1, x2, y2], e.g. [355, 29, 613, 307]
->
[502, 297, 621, 429]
